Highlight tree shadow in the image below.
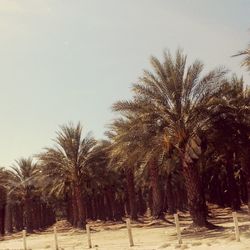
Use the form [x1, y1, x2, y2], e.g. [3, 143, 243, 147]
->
[176, 205, 249, 242]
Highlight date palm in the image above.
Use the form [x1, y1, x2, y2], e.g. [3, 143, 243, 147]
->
[37, 122, 96, 229]
[6, 158, 38, 233]
[113, 50, 226, 227]
[107, 118, 139, 220]
[108, 115, 170, 219]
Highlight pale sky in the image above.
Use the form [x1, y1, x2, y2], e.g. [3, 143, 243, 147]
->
[0, 0, 249, 166]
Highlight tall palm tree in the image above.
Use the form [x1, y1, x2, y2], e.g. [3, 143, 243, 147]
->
[108, 115, 171, 220]
[113, 50, 226, 227]
[37, 122, 96, 229]
[107, 118, 139, 220]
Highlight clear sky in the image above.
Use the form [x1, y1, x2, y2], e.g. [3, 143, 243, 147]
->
[0, 0, 249, 166]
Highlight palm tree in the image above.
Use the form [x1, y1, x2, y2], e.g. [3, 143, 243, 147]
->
[6, 158, 39, 233]
[37, 122, 96, 229]
[113, 50, 226, 227]
[108, 115, 171, 220]
[107, 119, 139, 220]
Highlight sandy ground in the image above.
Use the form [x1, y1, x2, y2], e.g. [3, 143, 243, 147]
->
[0, 205, 249, 250]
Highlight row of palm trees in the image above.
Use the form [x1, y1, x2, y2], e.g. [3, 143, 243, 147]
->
[0, 160, 56, 234]
[0, 46, 249, 235]
[110, 49, 250, 227]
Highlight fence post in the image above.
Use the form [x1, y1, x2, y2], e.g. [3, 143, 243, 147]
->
[54, 226, 59, 250]
[22, 229, 27, 250]
[232, 212, 240, 242]
[126, 218, 134, 247]
[86, 224, 92, 248]
[174, 214, 182, 244]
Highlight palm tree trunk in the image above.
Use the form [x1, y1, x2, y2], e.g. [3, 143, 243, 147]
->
[0, 204, 5, 236]
[42, 203, 49, 229]
[148, 188, 153, 216]
[40, 203, 45, 228]
[240, 148, 250, 213]
[0, 188, 6, 236]
[31, 200, 38, 230]
[104, 187, 114, 220]
[149, 159, 164, 219]
[166, 175, 176, 214]
[13, 203, 23, 231]
[124, 188, 130, 216]
[246, 180, 250, 213]
[125, 168, 137, 220]
[74, 185, 86, 229]
[24, 196, 33, 233]
[226, 155, 241, 210]
[66, 199, 73, 224]
[137, 188, 146, 216]
[37, 202, 41, 230]
[91, 194, 97, 220]
[97, 195, 106, 220]
[86, 196, 93, 220]
[71, 188, 78, 227]
[114, 197, 124, 221]
[5, 202, 13, 234]
[239, 170, 247, 204]
[176, 184, 188, 211]
[183, 159, 207, 227]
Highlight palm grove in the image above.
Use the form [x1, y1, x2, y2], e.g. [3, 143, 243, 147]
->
[0, 47, 250, 235]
